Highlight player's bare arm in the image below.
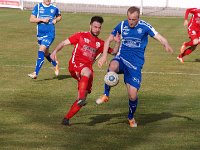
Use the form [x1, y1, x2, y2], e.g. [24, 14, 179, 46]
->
[52, 14, 62, 24]
[184, 20, 188, 27]
[153, 33, 174, 53]
[50, 39, 71, 61]
[111, 32, 121, 55]
[98, 34, 114, 68]
[29, 15, 50, 23]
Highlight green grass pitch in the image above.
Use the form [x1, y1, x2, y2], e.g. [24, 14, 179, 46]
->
[0, 8, 200, 150]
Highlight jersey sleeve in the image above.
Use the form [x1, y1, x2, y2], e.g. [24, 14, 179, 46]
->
[108, 47, 114, 54]
[98, 41, 113, 54]
[111, 22, 122, 36]
[55, 7, 61, 17]
[68, 32, 81, 45]
[31, 4, 39, 17]
[185, 8, 196, 20]
[146, 23, 158, 37]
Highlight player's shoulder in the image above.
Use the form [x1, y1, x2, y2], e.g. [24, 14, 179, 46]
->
[72, 31, 90, 38]
[138, 20, 153, 29]
[49, 3, 58, 8]
[97, 37, 104, 43]
[78, 31, 90, 36]
[36, 2, 42, 7]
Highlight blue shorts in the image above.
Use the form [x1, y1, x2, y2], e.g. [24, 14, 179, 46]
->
[112, 56, 142, 90]
[37, 36, 54, 48]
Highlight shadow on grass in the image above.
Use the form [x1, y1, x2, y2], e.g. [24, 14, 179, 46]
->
[183, 59, 200, 63]
[37, 74, 72, 81]
[194, 59, 200, 62]
[74, 112, 193, 126]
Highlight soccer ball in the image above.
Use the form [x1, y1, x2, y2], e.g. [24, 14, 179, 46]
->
[104, 71, 119, 87]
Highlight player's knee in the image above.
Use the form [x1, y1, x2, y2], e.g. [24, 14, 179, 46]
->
[109, 60, 119, 72]
[193, 39, 199, 45]
[81, 67, 92, 77]
[77, 99, 87, 106]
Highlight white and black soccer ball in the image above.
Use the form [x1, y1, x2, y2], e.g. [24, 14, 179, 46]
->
[104, 71, 119, 87]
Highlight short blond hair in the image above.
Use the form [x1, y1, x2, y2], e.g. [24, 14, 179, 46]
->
[127, 6, 140, 15]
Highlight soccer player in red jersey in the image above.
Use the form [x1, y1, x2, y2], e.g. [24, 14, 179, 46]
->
[177, 8, 200, 63]
[50, 16, 119, 126]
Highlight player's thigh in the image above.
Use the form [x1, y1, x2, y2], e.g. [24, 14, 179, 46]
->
[39, 37, 55, 49]
[110, 57, 124, 73]
[197, 31, 200, 44]
[124, 67, 141, 91]
[109, 60, 119, 72]
[81, 67, 92, 78]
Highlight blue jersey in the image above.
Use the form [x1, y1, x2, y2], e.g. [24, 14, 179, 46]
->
[111, 20, 158, 68]
[32, 3, 61, 39]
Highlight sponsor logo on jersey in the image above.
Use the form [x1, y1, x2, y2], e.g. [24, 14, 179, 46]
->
[39, 7, 44, 11]
[122, 37, 141, 48]
[39, 7, 44, 13]
[123, 27, 130, 35]
[124, 26, 129, 29]
[84, 38, 90, 44]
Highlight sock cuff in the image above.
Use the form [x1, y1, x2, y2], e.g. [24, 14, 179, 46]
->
[129, 98, 138, 104]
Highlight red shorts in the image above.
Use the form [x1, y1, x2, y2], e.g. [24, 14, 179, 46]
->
[188, 26, 200, 41]
[68, 60, 93, 93]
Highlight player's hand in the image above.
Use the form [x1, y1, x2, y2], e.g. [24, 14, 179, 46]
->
[52, 19, 57, 24]
[114, 32, 121, 43]
[183, 20, 188, 27]
[98, 56, 107, 68]
[42, 18, 50, 23]
[165, 45, 173, 53]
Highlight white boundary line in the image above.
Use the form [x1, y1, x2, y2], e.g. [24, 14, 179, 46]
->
[3, 64, 200, 76]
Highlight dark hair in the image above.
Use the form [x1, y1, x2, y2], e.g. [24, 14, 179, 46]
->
[90, 16, 104, 24]
[127, 6, 140, 15]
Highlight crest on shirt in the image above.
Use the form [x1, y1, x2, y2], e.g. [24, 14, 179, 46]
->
[198, 13, 200, 17]
[124, 26, 129, 29]
[96, 42, 100, 48]
[50, 9, 54, 13]
[84, 38, 90, 44]
[137, 28, 143, 34]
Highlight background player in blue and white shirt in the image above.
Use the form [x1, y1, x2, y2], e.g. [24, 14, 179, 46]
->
[96, 6, 173, 128]
[28, 0, 62, 79]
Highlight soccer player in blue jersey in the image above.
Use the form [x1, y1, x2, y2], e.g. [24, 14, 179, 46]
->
[28, 0, 62, 79]
[96, 6, 173, 128]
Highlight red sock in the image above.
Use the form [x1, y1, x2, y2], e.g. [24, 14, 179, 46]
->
[78, 76, 89, 100]
[65, 100, 81, 119]
[181, 49, 193, 57]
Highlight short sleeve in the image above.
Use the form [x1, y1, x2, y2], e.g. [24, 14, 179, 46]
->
[68, 32, 81, 45]
[111, 22, 122, 36]
[32, 4, 38, 17]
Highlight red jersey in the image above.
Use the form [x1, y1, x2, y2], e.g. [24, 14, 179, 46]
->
[68, 31, 112, 66]
[185, 8, 200, 31]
